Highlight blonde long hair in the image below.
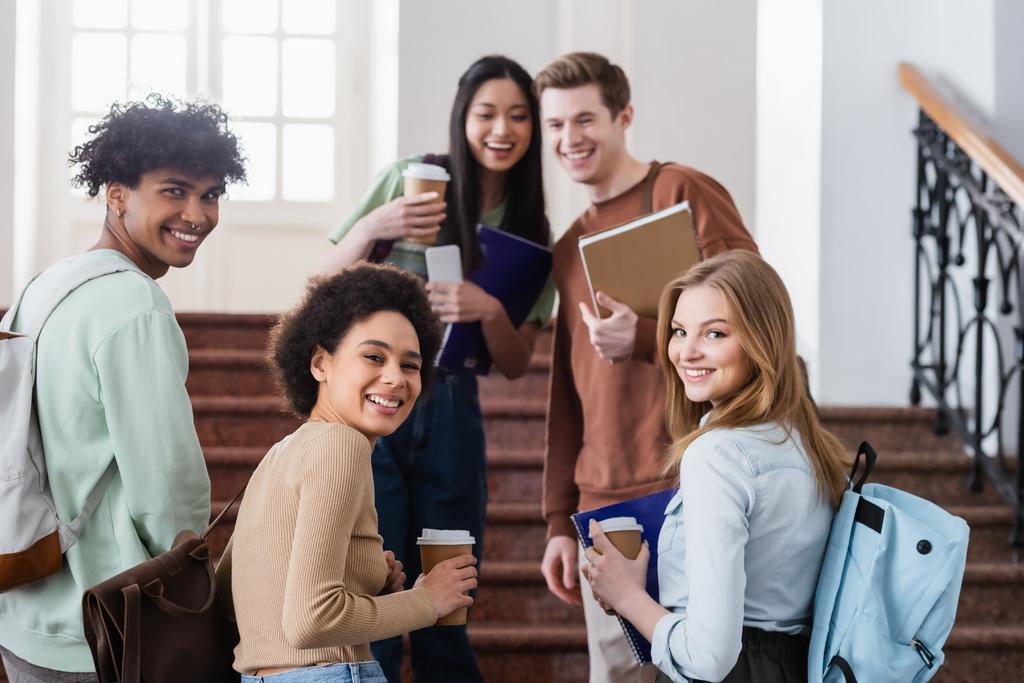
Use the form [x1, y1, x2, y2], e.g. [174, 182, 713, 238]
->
[656, 251, 850, 505]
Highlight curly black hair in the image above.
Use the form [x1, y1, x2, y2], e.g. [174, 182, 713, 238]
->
[69, 93, 247, 197]
[270, 262, 444, 418]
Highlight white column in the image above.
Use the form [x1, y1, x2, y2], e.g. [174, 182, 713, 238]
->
[755, 0, 824, 396]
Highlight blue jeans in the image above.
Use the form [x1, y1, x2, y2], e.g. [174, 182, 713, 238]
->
[241, 661, 387, 683]
[370, 370, 486, 683]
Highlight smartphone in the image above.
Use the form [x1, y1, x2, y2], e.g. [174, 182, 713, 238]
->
[425, 245, 463, 283]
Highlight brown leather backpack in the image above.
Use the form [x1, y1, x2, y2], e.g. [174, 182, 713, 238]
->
[82, 490, 243, 682]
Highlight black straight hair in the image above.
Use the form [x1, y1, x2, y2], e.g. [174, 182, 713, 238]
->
[443, 55, 548, 275]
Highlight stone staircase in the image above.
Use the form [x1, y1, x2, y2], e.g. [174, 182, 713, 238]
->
[2, 312, 1022, 682]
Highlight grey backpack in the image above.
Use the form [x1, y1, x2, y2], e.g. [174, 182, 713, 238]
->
[0, 253, 133, 591]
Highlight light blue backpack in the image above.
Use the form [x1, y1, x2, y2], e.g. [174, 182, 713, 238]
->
[808, 442, 970, 682]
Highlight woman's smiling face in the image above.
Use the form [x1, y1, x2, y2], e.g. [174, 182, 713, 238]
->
[464, 77, 532, 174]
[310, 310, 423, 440]
[667, 284, 753, 407]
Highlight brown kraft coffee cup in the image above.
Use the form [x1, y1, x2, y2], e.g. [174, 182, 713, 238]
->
[402, 163, 450, 246]
[417, 529, 475, 625]
[590, 517, 644, 615]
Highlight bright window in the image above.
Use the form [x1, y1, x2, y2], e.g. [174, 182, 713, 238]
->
[66, 0, 346, 204]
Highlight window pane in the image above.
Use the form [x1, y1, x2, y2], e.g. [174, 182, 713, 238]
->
[282, 0, 335, 35]
[130, 34, 187, 100]
[73, 0, 128, 29]
[222, 37, 278, 116]
[230, 122, 276, 201]
[131, 0, 188, 31]
[281, 39, 334, 118]
[282, 124, 333, 201]
[71, 33, 127, 112]
[222, 0, 278, 34]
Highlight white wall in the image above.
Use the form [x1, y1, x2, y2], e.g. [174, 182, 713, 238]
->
[395, 0, 758, 238]
[756, 0, 823, 395]
[816, 0, 1000, 405]
[994, 0, 1024, 160]
[0, 0, 13, 308]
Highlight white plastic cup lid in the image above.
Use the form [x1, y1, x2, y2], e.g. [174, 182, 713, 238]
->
[591, 516, 644, 536]
[402, 162, 451, 182]
[417, 528, 475, 545]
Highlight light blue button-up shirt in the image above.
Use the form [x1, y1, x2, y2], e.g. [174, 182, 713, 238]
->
[650, 422, 834, 682]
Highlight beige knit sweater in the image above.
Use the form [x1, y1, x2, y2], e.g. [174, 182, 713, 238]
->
[218, 420, 437, 673]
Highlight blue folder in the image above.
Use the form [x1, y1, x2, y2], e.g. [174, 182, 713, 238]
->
[571, 487, 678, 664]
[437, 224, 552, 374]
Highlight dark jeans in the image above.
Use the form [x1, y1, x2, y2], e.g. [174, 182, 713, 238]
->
[654, 628, 809, 683]
[370, 370, 486, 683]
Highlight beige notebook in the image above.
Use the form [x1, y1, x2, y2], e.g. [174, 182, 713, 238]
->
[578, 201, 698, 319]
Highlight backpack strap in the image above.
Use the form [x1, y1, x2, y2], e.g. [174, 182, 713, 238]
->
[24, 252, 139, 341]
[850, 441, 878, 494]
[827, 655, 858, 682]
[58, 461, 119, 551]
[640, 161, 668, 215]
[8, 251, 141, 551]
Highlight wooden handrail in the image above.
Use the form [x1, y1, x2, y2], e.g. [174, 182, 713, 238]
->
[898, 62, 1024, 209]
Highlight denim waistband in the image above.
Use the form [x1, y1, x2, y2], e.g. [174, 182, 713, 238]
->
[241, 660, 386, 683]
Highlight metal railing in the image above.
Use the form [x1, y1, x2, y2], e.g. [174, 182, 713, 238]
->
[901, 64, 1024, 547]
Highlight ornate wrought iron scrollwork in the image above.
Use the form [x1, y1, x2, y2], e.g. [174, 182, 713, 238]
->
[909, 110, 1024, 547]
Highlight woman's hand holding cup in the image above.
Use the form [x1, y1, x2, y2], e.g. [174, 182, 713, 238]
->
[355, 192, 446, 244]
[583, 518, 650, 615]
[416, 554, 478, 620]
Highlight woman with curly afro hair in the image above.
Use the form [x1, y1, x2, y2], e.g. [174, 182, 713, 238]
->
[217, 263, 478, 681]
[0, 94, 245, 679]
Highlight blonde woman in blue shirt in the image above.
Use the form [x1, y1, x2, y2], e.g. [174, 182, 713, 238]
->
[583, 251, 851, 683]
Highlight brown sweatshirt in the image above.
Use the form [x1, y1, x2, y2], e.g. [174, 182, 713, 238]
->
[543, 162, 759, 539]
[221, 421, 436, 673]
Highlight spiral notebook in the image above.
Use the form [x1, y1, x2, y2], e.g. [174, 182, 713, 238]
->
[570, 487, 677, 664]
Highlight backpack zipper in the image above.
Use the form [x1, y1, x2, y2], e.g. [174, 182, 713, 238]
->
[911, 638, 935, 668]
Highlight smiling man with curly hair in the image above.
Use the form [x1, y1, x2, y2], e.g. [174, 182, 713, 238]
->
[0, 95, 246, 680]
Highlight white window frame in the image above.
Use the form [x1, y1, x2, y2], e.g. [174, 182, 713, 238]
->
[30, 0, 374, 273]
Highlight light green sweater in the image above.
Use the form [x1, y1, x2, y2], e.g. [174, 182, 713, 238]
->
[0, 250, 211, 672]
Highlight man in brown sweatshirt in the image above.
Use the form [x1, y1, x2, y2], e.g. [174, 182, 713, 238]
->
[534, 53, 759, 682]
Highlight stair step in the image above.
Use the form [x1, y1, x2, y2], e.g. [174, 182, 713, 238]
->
[186, 351, 553, 400]
[178, 313, 553, 353]
[193, 395, 970, 457]
[187, 349, 275, 397]
[178, 312, 278, 351]
[473, 559, 1024, 629]
[204, 446, 554, 503]
[473, 562, 584, 625]
[202, 441, 1001, 508]
[192, 396, 555, 450]
[478, 356, 551, 402]
[956, 563, 1024, 623]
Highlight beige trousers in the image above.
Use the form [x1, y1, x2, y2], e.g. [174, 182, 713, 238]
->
[578, 544, 658, 683]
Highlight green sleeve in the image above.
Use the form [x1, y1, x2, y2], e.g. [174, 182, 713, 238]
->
[524, 274, 556, 325]
[523, 230, 557, 325]
[92, 310, 211, 556]
[328, 155, 423, 244]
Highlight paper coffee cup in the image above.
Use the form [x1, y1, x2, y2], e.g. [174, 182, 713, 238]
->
[589, 517, 644, 614]
[417, 529, 475, 626]
[402, 163, 450, 246]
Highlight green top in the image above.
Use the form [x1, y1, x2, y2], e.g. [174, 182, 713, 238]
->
[0, 250, 211, 672]
[329, 155, 555, 325]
